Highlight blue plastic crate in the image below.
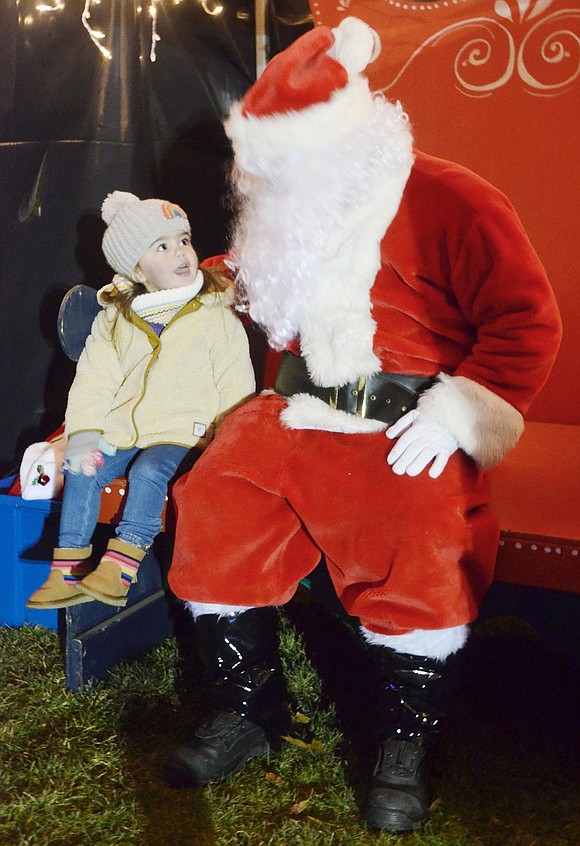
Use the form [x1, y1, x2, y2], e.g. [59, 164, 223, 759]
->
[0, 477, 60, 630]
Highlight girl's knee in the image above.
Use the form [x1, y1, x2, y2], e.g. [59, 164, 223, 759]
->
[129, 448, 186, 485]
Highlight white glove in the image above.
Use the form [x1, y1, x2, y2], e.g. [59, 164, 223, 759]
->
[63, 431, 117, 476]
[386, 410, 459, 479]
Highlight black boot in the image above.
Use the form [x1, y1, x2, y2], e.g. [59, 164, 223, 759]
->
[365, 646, 456, 833]
[164, 607, 288, 787]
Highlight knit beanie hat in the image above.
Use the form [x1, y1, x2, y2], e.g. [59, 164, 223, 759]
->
[101, 191, 191, 278]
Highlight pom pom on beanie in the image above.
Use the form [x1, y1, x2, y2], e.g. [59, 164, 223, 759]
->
[101, 191, 140, 226]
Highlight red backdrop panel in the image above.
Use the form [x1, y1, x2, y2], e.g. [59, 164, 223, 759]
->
[309, 0, 579, 423]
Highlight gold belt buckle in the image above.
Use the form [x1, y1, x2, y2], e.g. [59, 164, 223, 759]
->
[330, 376, 368, 415]
[355, 375, 367, 417]
[329, 386, 339, 409]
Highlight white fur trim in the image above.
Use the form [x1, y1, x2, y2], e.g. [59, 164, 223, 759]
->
[418, 374, 524, 469]
[281, 393, 387, 433]
[225, 77, 374, 166]
[300, 307, 381, 387]
[361, 624, 468, 660]
[185, 601, 256, 620]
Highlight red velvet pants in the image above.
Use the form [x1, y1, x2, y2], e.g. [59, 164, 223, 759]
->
[169, 394, 499, 636]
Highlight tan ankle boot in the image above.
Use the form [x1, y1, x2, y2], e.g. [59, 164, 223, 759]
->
[26, 546, 94, 609]
[76, 538, 146, 607]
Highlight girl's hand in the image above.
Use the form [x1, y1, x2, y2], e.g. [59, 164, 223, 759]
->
[63, 432, 116, 476]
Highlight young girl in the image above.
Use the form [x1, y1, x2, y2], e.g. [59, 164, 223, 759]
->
[26, 191, 255, 610]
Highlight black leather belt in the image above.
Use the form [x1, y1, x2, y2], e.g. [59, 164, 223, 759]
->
[275, 351, 435, 426]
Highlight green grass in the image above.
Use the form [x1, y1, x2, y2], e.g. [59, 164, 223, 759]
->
[0, 597, 578, 846]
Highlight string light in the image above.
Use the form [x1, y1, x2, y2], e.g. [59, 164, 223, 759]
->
[35, 2, 65, 10]
[149, 1, 159, 62]
[20, 0, 225, 63]
[82, 0, 112, 60]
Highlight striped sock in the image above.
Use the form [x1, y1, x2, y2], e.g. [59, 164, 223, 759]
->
[104, 548, 142, 587]
[52, 558, 91, 585]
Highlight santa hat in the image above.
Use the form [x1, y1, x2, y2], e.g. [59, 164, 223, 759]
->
[225, 17, 382, 165]
[101, 191, 190, 279]
[224, 18, 414, 389]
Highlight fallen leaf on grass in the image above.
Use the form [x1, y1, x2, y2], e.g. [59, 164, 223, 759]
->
[282, 735, 324, 754]
[289, 800, 310, 815]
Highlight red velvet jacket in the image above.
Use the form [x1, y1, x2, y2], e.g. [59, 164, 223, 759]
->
[284, 151, 562, 468]
[373, 151, 561, 417]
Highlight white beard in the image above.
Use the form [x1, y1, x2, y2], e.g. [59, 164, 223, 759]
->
[228, 94, 413, 386]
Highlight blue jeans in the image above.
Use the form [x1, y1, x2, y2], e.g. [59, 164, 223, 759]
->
[58, 444, 192, 550]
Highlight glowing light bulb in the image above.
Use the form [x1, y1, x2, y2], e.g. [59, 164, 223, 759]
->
[36, 1, 65, 11]
[201, 0, 224, 15]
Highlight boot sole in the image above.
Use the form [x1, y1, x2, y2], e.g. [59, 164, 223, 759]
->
[25, 594, 94, 610]
[366, 791, 429, 833]
[75, 584, 129, 606]
[366, 805, 427, 833]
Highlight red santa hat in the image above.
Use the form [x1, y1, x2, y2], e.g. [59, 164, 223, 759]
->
[226, 17, 382, 165]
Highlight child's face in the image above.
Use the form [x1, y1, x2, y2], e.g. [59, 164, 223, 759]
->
[137, 230, 199, 292]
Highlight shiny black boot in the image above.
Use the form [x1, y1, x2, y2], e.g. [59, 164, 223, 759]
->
[365, 647, 455, 833]
[164, 607, 288, 787]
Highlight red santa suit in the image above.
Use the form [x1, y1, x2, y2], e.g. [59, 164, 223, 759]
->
[168, 20, 561, 658]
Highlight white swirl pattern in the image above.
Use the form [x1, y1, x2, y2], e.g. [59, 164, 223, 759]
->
[328, 1, 579, 96]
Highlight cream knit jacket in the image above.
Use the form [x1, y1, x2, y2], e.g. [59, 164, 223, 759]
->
[65, 288, 256, 449]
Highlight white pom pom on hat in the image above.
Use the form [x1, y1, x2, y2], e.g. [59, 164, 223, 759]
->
[101, 191, 140, 226]
[101, 191, 190, 279]
[327, 16, 381, 76]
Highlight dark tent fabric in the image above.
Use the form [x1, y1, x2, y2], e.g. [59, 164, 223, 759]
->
[0, 0, 311, 475]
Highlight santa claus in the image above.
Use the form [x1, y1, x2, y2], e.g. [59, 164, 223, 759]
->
[164, 17, 562, 833]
